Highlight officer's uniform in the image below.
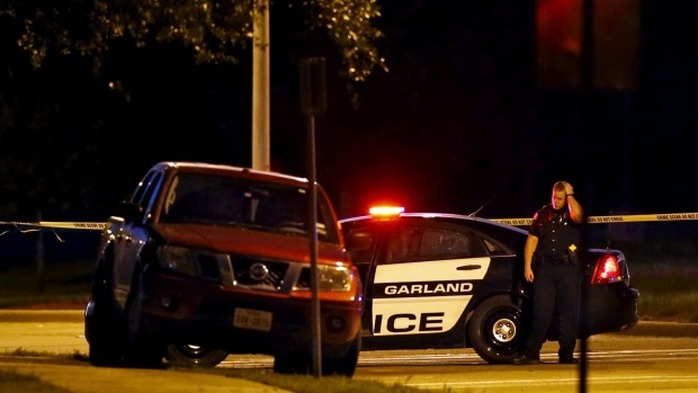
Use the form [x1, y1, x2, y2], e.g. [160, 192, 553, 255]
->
[521, 204, 583, 362]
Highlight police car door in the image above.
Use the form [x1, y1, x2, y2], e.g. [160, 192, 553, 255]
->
[371, 221, 490, 337]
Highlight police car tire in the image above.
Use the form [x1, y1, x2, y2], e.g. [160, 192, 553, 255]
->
[467, 295, 523, 364]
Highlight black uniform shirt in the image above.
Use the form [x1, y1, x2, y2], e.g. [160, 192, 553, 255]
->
[529, 204, 581, 257]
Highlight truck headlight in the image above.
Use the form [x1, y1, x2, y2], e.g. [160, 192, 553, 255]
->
[295, 265, 354, 292]
[158, 245, 199, 276]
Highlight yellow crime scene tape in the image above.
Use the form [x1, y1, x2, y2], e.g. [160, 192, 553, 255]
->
[492, 212, 698, 226]
[2, 212, 698, 233]
[0, 221, 109, 231]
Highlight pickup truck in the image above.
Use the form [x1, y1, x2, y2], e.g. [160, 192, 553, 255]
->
[84, 161, 362, 376]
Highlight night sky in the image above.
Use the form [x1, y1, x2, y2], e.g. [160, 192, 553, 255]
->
[1, 0, 697, 224]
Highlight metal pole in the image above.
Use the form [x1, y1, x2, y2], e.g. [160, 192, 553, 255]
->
[579, 0, 594, 392]
[298, 57, 327, 378]
[307, 114, 322, 377]
[252, 0, 270, 171]
[35, 210, 45, 293]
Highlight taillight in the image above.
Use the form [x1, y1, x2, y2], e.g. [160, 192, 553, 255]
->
[590, 254, 623, 284]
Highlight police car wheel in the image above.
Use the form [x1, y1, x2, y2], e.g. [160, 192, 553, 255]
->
[467, 295, 523, 364]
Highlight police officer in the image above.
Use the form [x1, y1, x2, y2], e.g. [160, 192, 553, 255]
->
[513, 180, 585, 365]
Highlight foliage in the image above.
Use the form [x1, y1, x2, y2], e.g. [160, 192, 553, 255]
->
[0, 260, 93, 307]
[0, 0, 387, 83]
[0, 0, 388, 219]
[631, 264, 698, 323]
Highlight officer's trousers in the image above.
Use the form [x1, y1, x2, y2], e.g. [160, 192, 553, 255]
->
[522, 262, 582, 360]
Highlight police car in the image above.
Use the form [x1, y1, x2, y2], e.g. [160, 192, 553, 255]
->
[339, 207, 639, 364]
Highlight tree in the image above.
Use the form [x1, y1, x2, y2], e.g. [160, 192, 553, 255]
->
[0, 0, 387, 84]
[0, 0, 387, 220]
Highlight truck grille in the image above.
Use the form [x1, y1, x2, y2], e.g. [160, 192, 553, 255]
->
[229, 255, 290, 291]
[196, 252, 296, 292]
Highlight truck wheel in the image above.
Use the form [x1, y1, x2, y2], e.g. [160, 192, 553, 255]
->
[85, 297, 125, 367]
[123, 271, 165, 368]
[165, 344, 229, 368]
[86, 257, 126, 367]
[322, 336, 361, 377]
[273, 353, 311, 374]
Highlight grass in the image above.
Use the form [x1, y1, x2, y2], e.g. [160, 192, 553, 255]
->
[631, 263, 698, 323]
[0, 371, 74, 393]
[0, 260, 93, 309]
[0, 351, 84, 393]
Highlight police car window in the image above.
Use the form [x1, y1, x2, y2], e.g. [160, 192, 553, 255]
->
[387, 225, 486, 262]
[346, 229, 374, 264]
[386, 227, 417, 262]
[481, 237, 509, 255]
[474, 232, 516, 256]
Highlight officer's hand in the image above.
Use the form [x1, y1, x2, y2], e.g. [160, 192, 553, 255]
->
[524, 266, 534, 283]
[562, 181, 574, 196]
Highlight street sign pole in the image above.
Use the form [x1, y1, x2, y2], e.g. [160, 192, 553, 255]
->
[298, 56, 327, 377]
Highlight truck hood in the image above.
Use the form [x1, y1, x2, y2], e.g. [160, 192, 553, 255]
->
[152, 223, 349, 265]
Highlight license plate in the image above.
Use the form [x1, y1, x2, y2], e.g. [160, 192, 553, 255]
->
[233, 308, 273, 332]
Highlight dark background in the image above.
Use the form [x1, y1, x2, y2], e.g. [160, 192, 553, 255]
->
[1, 0, 697, 264]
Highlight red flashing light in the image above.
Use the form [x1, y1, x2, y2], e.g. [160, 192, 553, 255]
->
[369, 206, 405, 218]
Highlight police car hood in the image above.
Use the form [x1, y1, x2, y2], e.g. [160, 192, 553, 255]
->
[152, 223, 348, 265]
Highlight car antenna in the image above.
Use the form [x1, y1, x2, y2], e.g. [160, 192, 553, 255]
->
[468, 194, 498, 217]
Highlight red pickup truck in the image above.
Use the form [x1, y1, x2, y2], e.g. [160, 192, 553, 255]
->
[84, 161, 362, 376]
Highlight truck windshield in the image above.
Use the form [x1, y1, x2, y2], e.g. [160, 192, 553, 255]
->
[159, 173, 338, 243]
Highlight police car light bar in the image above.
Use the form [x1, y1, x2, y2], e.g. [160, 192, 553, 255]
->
[369, 206, 405, 218]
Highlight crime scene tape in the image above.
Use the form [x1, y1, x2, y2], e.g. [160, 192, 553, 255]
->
[492, 212, 698, 226]
[0, 221, 109, 232]
[2, 212, 698, 233]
